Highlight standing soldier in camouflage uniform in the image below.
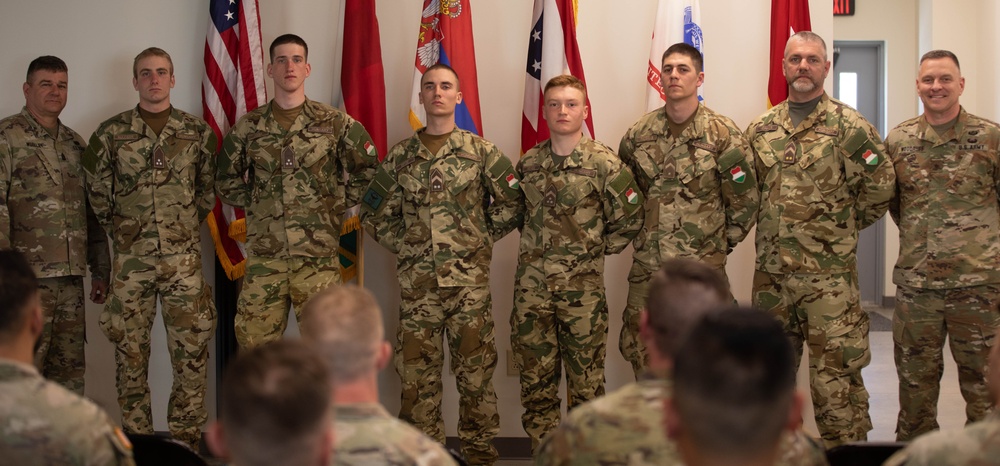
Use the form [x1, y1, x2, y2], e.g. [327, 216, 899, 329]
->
[884, 326, 1000, 466]
[0, 56, 110, 394]
[885, 50, 1000, 440]
[300, 285, 457, 466]
[81, 47, 217, 448]
[617, 43, 759, 375]
[745, 31, 895, 447]
[537, 258, 827, 466]
[217, 34, 378, 348]
[0, 250, 135, 466]
[362, 64, 520, 465]
[513, 75, 643, 451]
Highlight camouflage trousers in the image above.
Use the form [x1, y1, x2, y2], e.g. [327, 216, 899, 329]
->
[396, 285, 499, 465]
[235, 255, 340, 348]
[620, 261, 651, 376]
[753, 270, 872, 448]
[893, 283, 1000, 440]
[100, 253, 215, 448]
[35, 276, 86, 395]
[511, 287, 608, 451]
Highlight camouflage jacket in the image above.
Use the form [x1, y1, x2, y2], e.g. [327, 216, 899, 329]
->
[361, 129, 522, 289]
[217, 99, 378, 258]
[619, 103, 759, 273]
[516, 138, 643, 292]
[536, 373, 829, 466]
[332, 402, 457, 466]
[886, 108, 1000, 289]
[746, 93, 895, 274]
[0, 108, 109, 280]
[883, 412, 1000, 466]
[0, 359, 136, 466]
[82, 106, 216, 257]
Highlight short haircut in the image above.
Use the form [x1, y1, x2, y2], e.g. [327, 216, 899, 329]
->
[26, 56, 68, 83]
[672, 307, 796, 459]
[219, 339, 332, 466]
[544, 74, 587, 102]
[132, 47, 173, 79]
[301, 285, 384, 384]
[661, 43, 704, 72]
[0, 250, 39, 342]
[645, 258, 730, 357]
[920, 49, 961, 70]
[785, 31, 828, 60]
[422, 63, 461, 91]
[270, 33, 309, 62]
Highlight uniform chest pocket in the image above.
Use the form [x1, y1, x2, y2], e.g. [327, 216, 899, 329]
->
[947, 152, 994, 197]
[114, 141, 149, 190]
[398, 158, 427, 200]
[632, 144, 664, 188]
[300, 144, 332, 186]
[16, 150, 58, 186]
[166, 138, 197, 179]
[558, 171, 599, 212]
[897, 152, 929, 196]
[677, 150, 719, 198]
[800, 143, 846, 199]
[447, 154, 481, 197]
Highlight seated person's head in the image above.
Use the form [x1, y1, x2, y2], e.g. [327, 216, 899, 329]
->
[644, 258, 730, 363]
[0, 249, 42, 349]
[301, 284, 390, 384]
[207, 339, 333, 466]
[666, 307, 800, 466]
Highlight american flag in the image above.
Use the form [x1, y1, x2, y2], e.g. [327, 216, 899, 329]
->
[202, 0, 267, 279]
[520, 0, 595, 154]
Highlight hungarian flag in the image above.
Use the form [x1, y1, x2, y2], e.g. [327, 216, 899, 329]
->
[408, 0, 484, 136]
[768, 0, 811, 107]
[338, 0, 387, 284]
[645, 0, 703, 112]
[202, 0, 267, 280]
[521, 0, 595, 154]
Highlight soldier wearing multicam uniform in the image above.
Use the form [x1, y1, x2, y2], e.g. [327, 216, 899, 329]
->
[362, 64, 519, 465]
[885, 50, 1000, 441]
[617, 43, 758, 375]
[0, 249, 135, 466]
[745, 32, 895, 447]
[300, 285, 456, 466]
[0, 56, 110, 395]
[514, 75, 643, 451]
[217, 34, 378, 349]
[81, 47, 217, 448]
[536, 259, 827, 466]
[883, 327, 1000, 466]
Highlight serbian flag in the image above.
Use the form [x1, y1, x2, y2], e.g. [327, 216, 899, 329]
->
[645, 0, 703, 112]
[202, 0, 267, 279]
[768, 0, 811, 107]
[521, 0, 596, 154]
[337, 0, 387, 283]
[408, 0, 484, 136]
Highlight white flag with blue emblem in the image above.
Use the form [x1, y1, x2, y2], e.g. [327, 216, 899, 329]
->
[645, 0, 703, 111]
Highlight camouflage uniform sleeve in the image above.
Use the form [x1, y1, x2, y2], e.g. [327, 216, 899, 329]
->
[603, 161, 644, 255]
[81, 129, 115, 235]
[843, 121, 895, 230]
[360, 153, 403, 254]
[0, 132, 11, 248]
[482, 145, 524, 240]
[339, 120, 379, 207]
[84, 198, 110, 281]
[196, 127, 218, 221]
[216, 128, 249, 208]
[715, 126, 759, 250]
[884, 130, 903, 225]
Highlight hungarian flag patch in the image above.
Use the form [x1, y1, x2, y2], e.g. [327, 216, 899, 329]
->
[506, 173, 519, 189]
[863, 149, 878, 165]
[364, 140, 376, 157]
[730, 166, 746, 183]
[625, 188, 639, 204]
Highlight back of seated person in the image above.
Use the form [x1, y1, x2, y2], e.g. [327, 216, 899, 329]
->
[0, 249, 135, 465]
[206, 339, 333, 466]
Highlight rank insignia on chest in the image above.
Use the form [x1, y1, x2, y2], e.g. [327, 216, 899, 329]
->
[430, 168, 445, 192]
[282, 145, 296, 170]
[730, 166, 747, 183]
[152, 146, 166, 169]
[862, 149, 878, 165]
[543, 185, 558, 207]
[783, 140, 797, 164]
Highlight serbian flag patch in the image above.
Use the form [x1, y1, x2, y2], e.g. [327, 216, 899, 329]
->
[625, 187, 639, 204]
[506, 173, 519, 189]
[863, 149, 878, 165]
[730, 166, 746, 183]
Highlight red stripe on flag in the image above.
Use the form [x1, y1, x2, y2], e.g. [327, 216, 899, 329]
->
[768, 0, 811, 107]
[342, 0, 388, 159]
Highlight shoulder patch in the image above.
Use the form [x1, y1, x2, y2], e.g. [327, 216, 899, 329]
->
[815, 126, 840, 137]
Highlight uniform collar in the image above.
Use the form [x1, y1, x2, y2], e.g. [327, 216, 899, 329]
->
[19, 106, 71, 142]
[775, 92, 831, 135]
[915, 106, 969, 146]
[129, 105, 184, 141]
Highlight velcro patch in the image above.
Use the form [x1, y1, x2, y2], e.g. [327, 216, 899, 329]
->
[757, 124, 779, 132]
[114, 134, 141, 141]
[26, 141, 45, 148]
[175, 131, 200, 141]
[456, 152, 482, 163]
[815, 126, 840, 137]
[248, 131, 268, 141]
[397, 157, 420, 171]
[568, 167, 597, 177]
[691, 141, 717, 152]
[306, 125, 334, 134]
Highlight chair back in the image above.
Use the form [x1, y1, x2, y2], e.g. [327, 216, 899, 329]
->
[826, 441, 906, 466]
[126, 434, 207, 466]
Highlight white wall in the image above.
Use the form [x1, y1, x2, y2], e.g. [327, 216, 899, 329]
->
[1, 0, 838, 438]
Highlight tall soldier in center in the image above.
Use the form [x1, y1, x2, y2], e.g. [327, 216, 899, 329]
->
[617, 43, 759, 375]
[217, 34, 379, 348]
[513, 75, 643, 451]
[362, 64, 522, 465]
